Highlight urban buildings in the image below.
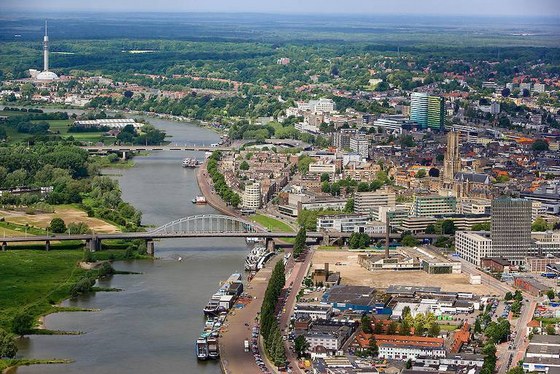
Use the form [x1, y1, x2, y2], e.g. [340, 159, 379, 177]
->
[409, 195, 456, 217]
[410, 92, 444, 130]
[455, 231, 492, 266]
[242, 181, 261, 209]
[316, 214, 369, 233]
[491, 197, 532, 265]
[354, 189, 397, 215]
[410, 92, 429, 129]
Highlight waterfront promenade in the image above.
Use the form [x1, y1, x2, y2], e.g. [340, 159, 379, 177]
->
[196, 160, 239, 217]
[220, 256, 282, 374]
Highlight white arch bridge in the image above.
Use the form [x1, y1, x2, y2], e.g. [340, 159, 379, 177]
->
[0, 214, 441, 255]
[149, 214, 263, 235]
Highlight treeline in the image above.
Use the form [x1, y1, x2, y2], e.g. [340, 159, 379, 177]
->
[0, 144, 142, 230]
[206, 151, 241, 207]
[0, 110, 69, 141]
[114, 124, 166, 146]
[260, 261, 287, 368]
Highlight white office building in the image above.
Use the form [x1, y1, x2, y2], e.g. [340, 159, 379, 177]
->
[317, 214, 369, 233]
[455, 231, 492, 266]
[354, 189, 397, 215]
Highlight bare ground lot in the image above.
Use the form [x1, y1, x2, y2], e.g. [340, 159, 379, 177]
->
[0, 205, 119, 235]
[311, 249, 493, 295]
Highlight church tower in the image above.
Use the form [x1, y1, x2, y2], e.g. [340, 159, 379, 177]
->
[442, 131, 460, 188]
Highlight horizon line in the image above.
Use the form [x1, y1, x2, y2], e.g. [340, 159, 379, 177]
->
[1, 10, 559, 19]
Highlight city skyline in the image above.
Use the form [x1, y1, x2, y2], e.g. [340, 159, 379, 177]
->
[2, 0, 560, 17]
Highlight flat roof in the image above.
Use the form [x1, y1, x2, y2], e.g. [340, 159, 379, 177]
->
[323, 285, 379, 307]
[386, 285, 442, 295]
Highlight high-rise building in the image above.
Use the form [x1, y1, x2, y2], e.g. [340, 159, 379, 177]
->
[410, 92, 428, 129]
[410, 92, 444, 130]
[443, 131, 461, 187]
[491, 197, 532, 265]
[427, 96, 444, 130]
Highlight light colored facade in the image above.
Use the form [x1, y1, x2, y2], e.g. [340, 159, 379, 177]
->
[533, 231, 560, 257]
[294, 303, 333, 321]
[354, 189, 396, 215]
[370, 205, 409, 227]
[308, 162, 336, 175]
[457, 198, 491, 215]
[316, 214, 369, 233]
[455, 231, 492, 266]
[410, 195, 456, 217]
[242, 181, 261, 209]
[349, 136, 369, 158]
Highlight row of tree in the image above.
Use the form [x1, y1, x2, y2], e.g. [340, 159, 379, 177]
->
[206, 151, 241, 207]
[259, 261, 287, 368]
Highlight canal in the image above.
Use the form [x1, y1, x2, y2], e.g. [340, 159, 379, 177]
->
[13, 118, 245, 374]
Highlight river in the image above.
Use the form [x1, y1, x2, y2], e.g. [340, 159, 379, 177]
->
[13, 118, 246, 374]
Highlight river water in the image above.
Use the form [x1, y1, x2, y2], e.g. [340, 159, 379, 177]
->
[13, 118, 245, 374]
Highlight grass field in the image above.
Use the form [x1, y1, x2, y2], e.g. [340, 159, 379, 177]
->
[0, 250, 86, 330]
[0, 205, 120, 234]
[250, 214, 294, 232]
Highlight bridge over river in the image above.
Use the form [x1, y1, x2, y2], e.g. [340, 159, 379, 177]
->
[0, 214, 442, 255]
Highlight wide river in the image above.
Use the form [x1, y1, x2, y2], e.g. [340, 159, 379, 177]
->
[13, 118, 246, 374]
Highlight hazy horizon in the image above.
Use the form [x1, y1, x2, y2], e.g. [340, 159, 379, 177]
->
[2, 0, 560, 17]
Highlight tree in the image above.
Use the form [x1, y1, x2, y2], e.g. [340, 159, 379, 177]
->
[474, 318, 482, 334]
[349, 232, 371, 249]
[441, 220, 456, 235]
[293, 226, 307, 258]
[416, 169, 427, 179]
[387, 321, 398, 335]
[0, 328, 18, 358]
[374, 320, 384, 334]
[294, 335, 309, 358]
[398, 320, 411, 336]
[67, 222, 91, 234]
[123, 90, 134, 98]
[532, 139, 549, 152]
[320, 173, 330, 182]
[361, 315, 373, 334]
[507, 367, 524, 374]
[532, 217, 548, 232]
[472, 222, 490, 231]
[501, 87, 511, 97]
[401, 234, 419, 247]
[239, 160, 250, 170]
[425, 224, 436, 234]
[402, 306, 411, 319]
[49, 217, 67, 233]
[428, 168, 440, 178]
[368, 335, 378, 356]
[405, 359, 412, 369]
[344, 198, 354, 213]
[514, 290, 523, 302]
[427, 322, 441, 337]
[511, 301, 522, 314]
[12, 312, 34, 336]
[505, 292, 513, 301]
[546, 324, 556, 335]
[547, 289, 556, 300]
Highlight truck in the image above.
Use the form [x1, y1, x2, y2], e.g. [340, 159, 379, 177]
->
[244, 339, 249, 352]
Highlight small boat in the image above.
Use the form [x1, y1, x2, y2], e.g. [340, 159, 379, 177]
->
[196, 338, 209, 360]
[192, 195, 207, 205]
[182, 158, 200, 168]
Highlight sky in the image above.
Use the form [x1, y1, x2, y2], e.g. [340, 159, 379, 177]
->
[2, 0, 559, 17]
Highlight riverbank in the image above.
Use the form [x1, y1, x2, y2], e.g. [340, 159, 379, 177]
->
[196, 160, 238, 217]
[1, 359, 72, 374]
[219, 255, 282, 374]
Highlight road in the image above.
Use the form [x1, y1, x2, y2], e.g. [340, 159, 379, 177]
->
[280, 248, 314, 374]
[457, 257, 515, 296]
[497, 298, 537, 374]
